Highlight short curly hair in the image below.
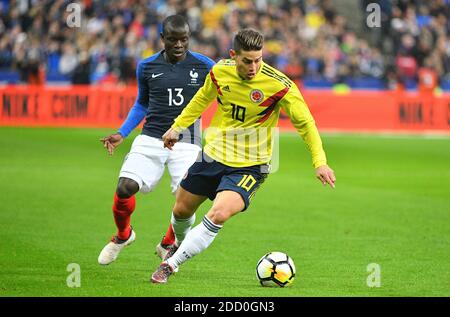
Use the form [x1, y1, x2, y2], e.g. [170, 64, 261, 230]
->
[162, 15, 190, 35]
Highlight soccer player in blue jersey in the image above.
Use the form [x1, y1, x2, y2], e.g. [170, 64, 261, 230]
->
[98, 15, 215, 265]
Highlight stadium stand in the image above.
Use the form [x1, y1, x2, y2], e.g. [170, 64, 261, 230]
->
[0, 0, 448, 90]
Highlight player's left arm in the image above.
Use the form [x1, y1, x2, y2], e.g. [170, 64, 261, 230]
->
[280, 85, 336, 188]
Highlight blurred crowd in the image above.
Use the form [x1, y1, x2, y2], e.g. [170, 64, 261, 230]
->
[0, 0, 448, 89]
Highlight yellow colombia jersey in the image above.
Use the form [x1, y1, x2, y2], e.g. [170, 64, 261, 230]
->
[172, 59, 327, 168]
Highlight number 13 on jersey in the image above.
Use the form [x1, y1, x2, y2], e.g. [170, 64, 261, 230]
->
[168, 88, 184, 106]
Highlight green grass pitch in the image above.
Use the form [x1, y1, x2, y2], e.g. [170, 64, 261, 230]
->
[0, 127, 449, 297]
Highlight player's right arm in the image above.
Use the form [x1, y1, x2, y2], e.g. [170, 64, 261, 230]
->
[101, 61, 149, 155]
[163, 70, 218, 149]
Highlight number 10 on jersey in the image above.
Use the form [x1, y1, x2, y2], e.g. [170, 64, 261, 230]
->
[167, 88, 184, 106]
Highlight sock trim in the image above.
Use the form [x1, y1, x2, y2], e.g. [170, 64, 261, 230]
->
[202, 216, 222, 233]
[172, 214, 195, 222]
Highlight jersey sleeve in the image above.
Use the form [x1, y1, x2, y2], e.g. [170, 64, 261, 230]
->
[117, 62, 148, 137]
[279, 85, 327, 168]
[136, 61, 149, 107]
[172, 70, 218, 132]
[117, 101, 147, 137]
[190, 52, 216, 71]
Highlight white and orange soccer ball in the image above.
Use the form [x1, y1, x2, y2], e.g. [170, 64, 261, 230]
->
[256, 252, 296, 287]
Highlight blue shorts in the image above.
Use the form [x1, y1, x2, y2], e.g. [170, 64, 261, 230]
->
[180, 153, 269, 211]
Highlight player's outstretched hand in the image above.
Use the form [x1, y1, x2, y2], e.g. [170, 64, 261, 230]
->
[315, 164, 336, 188]
[162, 128, 180, 150]
[100, 133, 124, 155]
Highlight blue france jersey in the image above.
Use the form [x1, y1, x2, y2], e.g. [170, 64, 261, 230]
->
[136, 51, 214, 146]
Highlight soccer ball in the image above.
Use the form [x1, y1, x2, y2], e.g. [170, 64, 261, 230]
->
[256, 251, 296, 287]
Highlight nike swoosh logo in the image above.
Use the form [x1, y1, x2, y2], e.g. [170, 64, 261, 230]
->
[151, 73, 164, 78]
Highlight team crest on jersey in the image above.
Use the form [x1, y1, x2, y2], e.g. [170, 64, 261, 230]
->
[250, 89, 264, 103]
[189, 68, 198, 84]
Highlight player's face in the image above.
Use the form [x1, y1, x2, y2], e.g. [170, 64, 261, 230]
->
[161, 25, 190, 63]
[230, 49, 263, 80]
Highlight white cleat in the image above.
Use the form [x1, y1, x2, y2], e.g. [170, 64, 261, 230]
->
[155, 242, 170, 260]
[155, 242, 179, 272]
[98, 230, 136, 265]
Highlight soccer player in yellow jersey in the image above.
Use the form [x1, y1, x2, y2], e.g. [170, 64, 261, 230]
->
[151, 29, 336, 283]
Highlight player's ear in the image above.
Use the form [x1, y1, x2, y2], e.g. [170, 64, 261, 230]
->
[229, 49, 236, 59]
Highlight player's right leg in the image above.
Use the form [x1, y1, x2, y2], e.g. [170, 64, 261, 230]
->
[151, 187, 207, 283]
[156, 187, 207, 260]
[167, 190, 244, 266]
[156, 142, 201, 260]
[155, 224, 176, 260]
[151, 157, 268, 283]
[172, 186, 208, 242]
[98, 178, 139, 265]
[151, 190, 243, 284]
[151, 153, 221, 283]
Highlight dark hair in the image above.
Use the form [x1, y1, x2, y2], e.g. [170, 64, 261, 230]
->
[233, 28, 264, 52]
[162, 15, 190, 34]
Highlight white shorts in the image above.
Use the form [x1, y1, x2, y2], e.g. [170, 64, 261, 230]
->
[119, 135, 201, 194]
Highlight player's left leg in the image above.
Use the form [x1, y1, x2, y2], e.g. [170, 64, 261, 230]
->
[169, 165, 268, 263]
[151, 164, 268, 283]
[167, 190, 243, 266]
[151, 190, 244, 283]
